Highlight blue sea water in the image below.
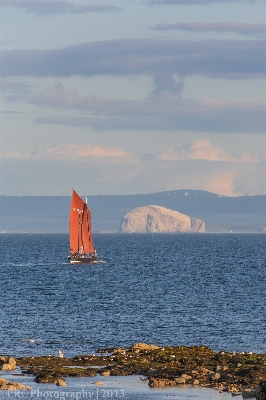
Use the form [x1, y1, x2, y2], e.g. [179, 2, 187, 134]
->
[0, 233, 265, 358]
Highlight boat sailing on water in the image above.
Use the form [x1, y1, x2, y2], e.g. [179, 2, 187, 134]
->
[68, 189, 97, 264]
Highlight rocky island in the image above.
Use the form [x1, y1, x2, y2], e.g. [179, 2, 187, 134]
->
[119, 205, 205, 233]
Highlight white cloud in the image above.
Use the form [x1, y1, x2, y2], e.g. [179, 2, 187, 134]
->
[143, 139, 258, 163]
[0, 143, 131, 161]
[205, 171, 236, 196]
[0, 150, 23, 158]
[1, 140, 266, 196]
[31, 143, 129, 159]
[158, 140, 236, 161]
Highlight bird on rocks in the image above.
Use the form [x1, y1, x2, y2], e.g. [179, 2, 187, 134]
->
[58, 349, 64, 358]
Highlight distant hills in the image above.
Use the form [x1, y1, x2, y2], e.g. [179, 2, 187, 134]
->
[0, 189, 266, 233]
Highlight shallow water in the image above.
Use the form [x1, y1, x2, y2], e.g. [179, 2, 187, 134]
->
[0, 370, 232, 400]
[0, 233, 265, 358]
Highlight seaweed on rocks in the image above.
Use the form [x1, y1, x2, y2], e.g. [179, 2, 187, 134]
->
[10, 344, 266, 396]
[34, 367, 96, 383]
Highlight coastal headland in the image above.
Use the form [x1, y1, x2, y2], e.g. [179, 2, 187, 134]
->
[1, 343, 266, 398]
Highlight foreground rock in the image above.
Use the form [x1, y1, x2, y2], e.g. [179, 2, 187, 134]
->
[0, 356, 16, 370]
[256, 381, 266, 399]
[119, 205, 205, 233]
[0, 378, 31, 391]
[16, 354, 100, 384]
[131, 343, 160, 351]
[13, 345, 266, 397]
[56, 378, 66, 386]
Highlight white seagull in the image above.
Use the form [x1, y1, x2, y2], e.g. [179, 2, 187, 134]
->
[58, 349, 64, 358]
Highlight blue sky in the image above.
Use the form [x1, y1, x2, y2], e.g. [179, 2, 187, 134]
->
[1, 0, 266, 196]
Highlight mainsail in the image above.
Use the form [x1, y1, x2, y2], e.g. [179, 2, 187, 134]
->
[69, 190, 95, 255]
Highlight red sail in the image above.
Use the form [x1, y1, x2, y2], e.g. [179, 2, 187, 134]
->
[69, 190, 95, 254]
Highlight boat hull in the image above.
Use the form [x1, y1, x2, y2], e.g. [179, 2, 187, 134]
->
[68, 254, 98, 264]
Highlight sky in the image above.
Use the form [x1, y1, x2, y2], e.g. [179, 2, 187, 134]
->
[1, 0, 266, 197]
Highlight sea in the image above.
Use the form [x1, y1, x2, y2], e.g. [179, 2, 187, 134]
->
[0, 233, 265, 399]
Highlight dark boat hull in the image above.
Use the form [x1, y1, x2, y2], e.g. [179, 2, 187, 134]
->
[68, 254, 98, 264]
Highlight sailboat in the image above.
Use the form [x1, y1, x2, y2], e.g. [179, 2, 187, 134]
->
[68, 189, 97, 264]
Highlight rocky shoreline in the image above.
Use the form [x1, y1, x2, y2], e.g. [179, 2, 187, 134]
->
[1, 343, 266, 398]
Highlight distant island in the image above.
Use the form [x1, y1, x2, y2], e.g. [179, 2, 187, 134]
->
[119, 205, 205, 233]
